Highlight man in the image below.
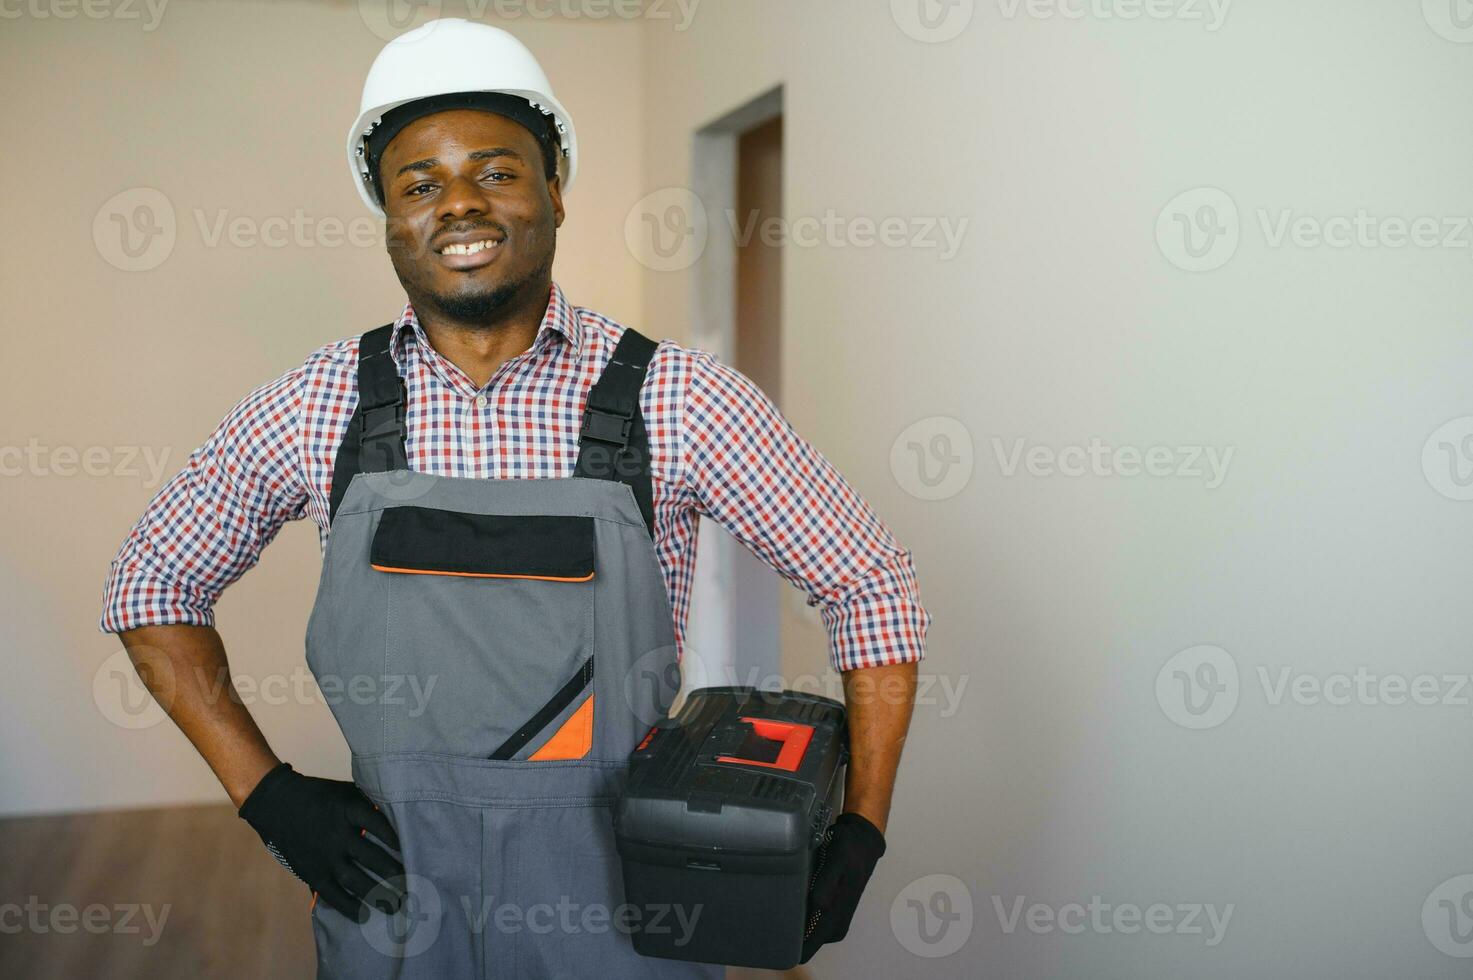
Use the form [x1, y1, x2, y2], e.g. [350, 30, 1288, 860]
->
[100, 17, 930, 978]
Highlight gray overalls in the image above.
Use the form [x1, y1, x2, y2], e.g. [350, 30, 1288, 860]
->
[303, 324, 723, 979]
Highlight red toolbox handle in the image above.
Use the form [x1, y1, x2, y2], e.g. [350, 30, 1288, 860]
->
[715, 717, 815, 772]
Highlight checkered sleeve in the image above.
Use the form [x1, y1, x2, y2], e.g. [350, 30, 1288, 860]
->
[98, 367, 309, 633]
[682, 351, 930, 672]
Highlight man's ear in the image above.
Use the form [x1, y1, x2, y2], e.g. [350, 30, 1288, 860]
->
[547, 172, 565, 228]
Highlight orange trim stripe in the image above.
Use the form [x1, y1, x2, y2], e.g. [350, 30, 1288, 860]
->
[528, 695, 595, 761]
[370, 564, 594, 583]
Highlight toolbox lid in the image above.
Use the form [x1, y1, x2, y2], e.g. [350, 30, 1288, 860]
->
[615, 688, 847, 858]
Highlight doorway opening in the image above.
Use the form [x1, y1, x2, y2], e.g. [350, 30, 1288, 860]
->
[686, 85, 785, 688]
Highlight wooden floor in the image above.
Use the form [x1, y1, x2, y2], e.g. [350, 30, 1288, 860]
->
[0, 804, 809, 979]
[0, 803, 315, 978]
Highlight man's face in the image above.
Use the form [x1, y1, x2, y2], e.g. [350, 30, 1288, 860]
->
[378, 108, 564, 324]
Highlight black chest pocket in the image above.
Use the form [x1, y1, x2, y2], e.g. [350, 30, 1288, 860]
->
[371, 506, 596, 758]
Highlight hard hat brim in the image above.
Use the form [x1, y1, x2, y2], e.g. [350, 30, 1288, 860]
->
[346, 89, 578, 217]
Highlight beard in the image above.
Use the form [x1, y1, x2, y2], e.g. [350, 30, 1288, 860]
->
[391, 213, 556, 330]
[427, 272, 525, 322]
[417, 244, 553, 326]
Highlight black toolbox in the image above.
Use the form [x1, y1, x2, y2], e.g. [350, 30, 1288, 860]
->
[614, 686, 848, 970]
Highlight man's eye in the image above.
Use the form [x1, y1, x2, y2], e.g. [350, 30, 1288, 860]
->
[406, 183, 435, 196]
[483, 171, 512, 182]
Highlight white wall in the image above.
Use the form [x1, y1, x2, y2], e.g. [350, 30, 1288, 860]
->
[0, 0, 646, 813]
[636, 1, 1473, 977]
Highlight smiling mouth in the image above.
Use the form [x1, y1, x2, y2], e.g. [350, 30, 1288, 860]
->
[437, 239, 502, 256]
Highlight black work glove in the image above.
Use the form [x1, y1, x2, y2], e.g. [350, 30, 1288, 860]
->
[800, 811, 887, 963]
[238, 761, 406, 922]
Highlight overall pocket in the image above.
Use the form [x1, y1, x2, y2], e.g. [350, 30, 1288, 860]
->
[373, 506, 597, 758]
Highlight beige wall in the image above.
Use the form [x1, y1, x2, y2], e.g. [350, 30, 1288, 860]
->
[0, 1, 645, 814]
[637, 2, 1473, 978]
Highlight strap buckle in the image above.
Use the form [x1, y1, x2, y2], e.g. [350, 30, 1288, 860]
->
[580, 406, 632, 448]
[359, 399, 407, 472]
[361, 403, 404, 442]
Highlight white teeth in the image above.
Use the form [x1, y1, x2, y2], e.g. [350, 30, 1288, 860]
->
[441, 239, 500, 256]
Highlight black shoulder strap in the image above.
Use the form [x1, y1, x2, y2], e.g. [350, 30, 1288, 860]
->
[328, 324, 405, 524]
[328, 324, 657, 536]
[573, 328, 658, 537]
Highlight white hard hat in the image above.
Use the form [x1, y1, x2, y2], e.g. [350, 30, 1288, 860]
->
[346, 18, 578, 216]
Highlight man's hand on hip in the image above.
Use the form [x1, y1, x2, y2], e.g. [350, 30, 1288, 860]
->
[238, 761, 406, 922]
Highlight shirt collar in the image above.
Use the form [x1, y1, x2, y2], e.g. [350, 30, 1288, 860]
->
[388, 279, 582, 366]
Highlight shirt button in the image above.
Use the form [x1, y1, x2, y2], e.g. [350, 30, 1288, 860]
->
[473, 395, 489, 409]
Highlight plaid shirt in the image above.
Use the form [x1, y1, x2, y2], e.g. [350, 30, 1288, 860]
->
[99, 281, 930, 671]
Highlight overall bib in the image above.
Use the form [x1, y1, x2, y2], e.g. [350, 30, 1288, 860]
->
[303, 324, 723, 979]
